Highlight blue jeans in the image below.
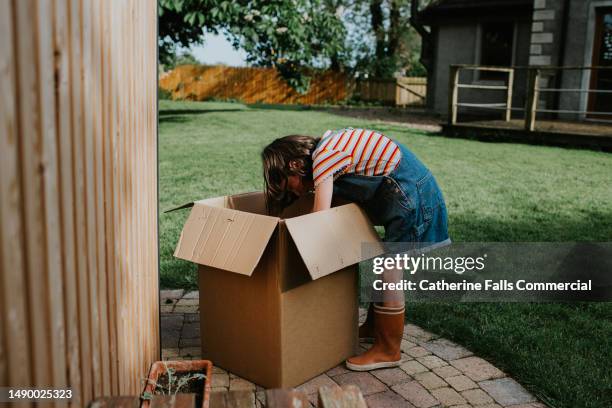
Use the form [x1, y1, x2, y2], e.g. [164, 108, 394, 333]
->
[333, 142, 450, 251]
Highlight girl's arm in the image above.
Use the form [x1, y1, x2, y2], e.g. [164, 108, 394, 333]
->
[312, 176, 333, 212]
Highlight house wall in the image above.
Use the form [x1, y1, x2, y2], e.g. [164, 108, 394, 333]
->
[0, 1, 159, 406]
[430, 20, 532, 117]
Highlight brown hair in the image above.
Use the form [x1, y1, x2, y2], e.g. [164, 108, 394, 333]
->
[262, 135, 320, 215]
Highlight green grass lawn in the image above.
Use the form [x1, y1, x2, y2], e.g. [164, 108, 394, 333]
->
[159, 100, 612, 408]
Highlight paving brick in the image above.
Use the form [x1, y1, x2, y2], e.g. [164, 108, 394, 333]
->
[391, 381, 438, 408]
[400, 339, 417, 352]
[212, 366, 227, 374]
[161, 314, 184, 331]
[448, 405, 471, 408]
[179, 347, 201, 359]
[450, 356, 505, 382]
[230, 377, 256, 391]
[326, 365, 350, 377]
[211, 373, 229, 388]
[421, 338, 473, 361]
[182, 322, 200, 339]
[174, 305, 198, 313]
[333, 372, 388, 396]
[430, 387, 467, 406]
[461, 388, 494, 405]
[371, 367, 411, 386]
[365, 390, 416, 408]
[506, 404, 547, 408]
[294, 374, 338, 395]
[179, 337, 200, 348]
[176, 298, 199, 306]
[400, 360, 428, 375]
[162, 348, 180, 359]
[183, 290, 199, 298]
[404, 324, 438, 342]
[416, 355, 447, 369]
[432, 365, 461, 379]
[479, 377, 536, 406]
[184, 313, 200, 323]
[474, 405, 502, 408]
[160, 289, 184, 300]
[413, 371, 447, 390]
[161, 332, 179, 348]
[445, 375, 477, 392]
[403, 334, 421, 344]
[160, 305, 174, 313]
[406, 346, 431, 358]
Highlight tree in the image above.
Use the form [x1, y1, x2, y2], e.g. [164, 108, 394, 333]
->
[158, 0, 346, 93]
[342, 0, 427, 79]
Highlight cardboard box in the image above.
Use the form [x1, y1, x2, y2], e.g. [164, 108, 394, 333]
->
[173, 192, 383, 388]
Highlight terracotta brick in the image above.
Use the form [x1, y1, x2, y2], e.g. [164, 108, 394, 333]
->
[413, 371, 447, 390]
[400, 339, 417, 352]
[430, 387, 467, 406]
[406, 346, 431, 358]
[230, 377, 256, 391]
[371, 367, 411, 386]
[479, 377, 537, 406]
[400, 360, 428, 375]
[432, 365, 461, 378]
[365, 390, 416, 408]
[450, 356, 505, 381]
[446, 375, 478, 392]
[421, 338, 473, 361]
[391, 381, 439, 408]
[416, 355, 447, 369]
[326, 365, 350, 377]
[461, 388, 494, 405]
[294, 374, 338, 395]
[211, 373, 229, 388]
[333, 372, 387, 396]
[404, 324, 438, 342]
[183, 290, 199, 298]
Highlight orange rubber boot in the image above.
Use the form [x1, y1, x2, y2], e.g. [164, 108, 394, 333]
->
[346, 304, 404, 371]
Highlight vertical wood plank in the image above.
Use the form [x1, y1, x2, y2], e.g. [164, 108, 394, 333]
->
[15, 0, 53, 388]
[0, 0, 32, 390]
[53, 0, 82, 405]
[69, 0, 94, 402]
[505, 69, 515, 122]
[38, 3, 69, 403]
[448, 65, 460, 125]
[525, 69, 541, 131]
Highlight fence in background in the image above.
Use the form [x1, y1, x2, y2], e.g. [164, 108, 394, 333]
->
[159, 65, 427, 106]
[448, 64, 612, 129]
[160, 65, 350, 105]
[355, 77, 427, 106]
[0, 1, 158, 406]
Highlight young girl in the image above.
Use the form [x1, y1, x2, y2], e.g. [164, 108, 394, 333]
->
[262, 128, 450, 371]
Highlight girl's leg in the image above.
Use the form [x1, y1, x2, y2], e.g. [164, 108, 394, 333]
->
[347, 266, 405, 371]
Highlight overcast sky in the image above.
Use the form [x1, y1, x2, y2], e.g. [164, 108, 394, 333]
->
[190, 33, 247, 66]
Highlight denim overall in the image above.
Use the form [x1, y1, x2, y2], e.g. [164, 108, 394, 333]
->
[332, 141, 450, 251]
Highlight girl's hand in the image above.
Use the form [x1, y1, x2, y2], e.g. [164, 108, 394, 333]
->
[312, 176, 333, 212]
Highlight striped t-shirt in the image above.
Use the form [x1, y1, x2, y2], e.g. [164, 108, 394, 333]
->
[312, 128, 402, 186]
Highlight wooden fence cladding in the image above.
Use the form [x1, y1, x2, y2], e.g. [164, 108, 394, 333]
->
[160, 65, 350, 105]
[0, 0, 158, 406]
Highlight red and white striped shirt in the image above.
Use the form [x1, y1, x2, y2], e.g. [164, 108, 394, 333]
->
[312, 128, 402, 186]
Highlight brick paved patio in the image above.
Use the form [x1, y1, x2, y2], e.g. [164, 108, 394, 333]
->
[161, 290, 547, 408]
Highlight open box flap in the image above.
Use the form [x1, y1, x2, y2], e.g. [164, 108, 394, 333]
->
[174, 201, 279, 276]
[285, 204, 385, 280]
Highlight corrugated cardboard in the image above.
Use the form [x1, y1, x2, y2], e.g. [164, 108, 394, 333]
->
[174, 191, 384, 388]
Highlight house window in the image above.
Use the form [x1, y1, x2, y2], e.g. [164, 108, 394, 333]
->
[479, 22, 515, 80]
